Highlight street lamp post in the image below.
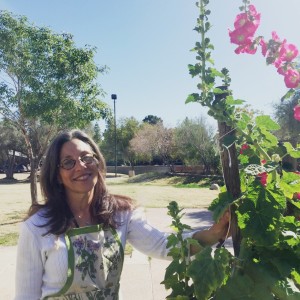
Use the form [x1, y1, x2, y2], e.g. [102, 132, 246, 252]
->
[111, 94, 117, 177]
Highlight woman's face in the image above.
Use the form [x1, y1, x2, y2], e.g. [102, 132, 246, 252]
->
[58, 138, 99, 200]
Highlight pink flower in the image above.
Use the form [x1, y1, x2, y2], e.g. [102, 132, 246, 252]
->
[261, 159, 267, 165]
[284, 69, 300, 88]
[279, 43, 299, 62]
[272, 31, 281, 42]
[294, 104, 300, 121]
[229, 5, 260, 50]
[257, 172, 268, 186]
[233, 13, 249, 30]
[240, 143, 250, 154]
[229, 28, 252, 45]
[260, 38, 268, 56]
[235, 42, 257, 54]
[277, 65, 288, 76]
[293, 192, 300, 200]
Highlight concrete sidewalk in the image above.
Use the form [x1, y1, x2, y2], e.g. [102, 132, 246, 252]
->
[0, 208, 232, 300]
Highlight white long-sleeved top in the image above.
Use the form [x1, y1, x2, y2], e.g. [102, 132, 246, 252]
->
[15, 208, 193, 300]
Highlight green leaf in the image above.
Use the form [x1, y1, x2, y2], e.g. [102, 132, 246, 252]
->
[209, 191, 233, 221]
[236, 182, 286, 246]
[255, 115, 280, 130]
[284, 142, 300, 158]
[225, 96, 245, 106]
[187, 247, 231, 300]
[215, 270, 274, 300]
[280, 171, 300, 198]
[185, 93, 200, 104]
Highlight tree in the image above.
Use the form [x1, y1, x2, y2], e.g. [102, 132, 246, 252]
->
[130, 122, 175, 165]
[0, 120, 27, 179]
[174, 117, 219, 174]
[101, 117, 141, 166]
[0, 11, 110, 203]
[142, 114, 163, 125]
[273, 94, 300, 170]
[93, 122, 102, 145]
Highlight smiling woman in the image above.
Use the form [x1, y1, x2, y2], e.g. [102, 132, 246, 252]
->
[14, 129, 230, 300]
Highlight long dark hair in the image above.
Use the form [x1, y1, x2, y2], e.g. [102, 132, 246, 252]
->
[28, 129, 134, 235]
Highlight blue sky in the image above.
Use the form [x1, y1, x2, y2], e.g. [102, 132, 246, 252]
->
[1, 0, 300, 129]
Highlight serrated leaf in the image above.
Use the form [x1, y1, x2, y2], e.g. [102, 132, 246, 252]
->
[236, 182, 285, 245]
[215, 270, 274, 300]
[186, 93, 200, 104]
[209, 191, 233, 221]
[258, 127, 279, 147]
[280, 170, 300, 198]
[284, 142, 300, 158]
[244, 164, 275, 176]
[291, 270, 300, 286]
[255, 115, 280, 130]
[187, 247, 231, 300]
[225, 96, 245, 105]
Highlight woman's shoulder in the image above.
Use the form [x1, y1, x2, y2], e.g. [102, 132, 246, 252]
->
[22, 208, 51, 233]
[115, 206, 146, 223]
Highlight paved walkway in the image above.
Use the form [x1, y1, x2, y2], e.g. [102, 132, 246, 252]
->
[0, 208, 233, 300]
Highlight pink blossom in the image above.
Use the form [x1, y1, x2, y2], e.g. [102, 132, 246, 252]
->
[294, 104, 300, 121]
[260, 38, 268, 56]
[257, 172, 268, 187]
[233, 13, 248, 30]
[277, 65, 288, 76]
[229, 28, 251, 45]
[293, 192, 300, 200]
[229, 4, 260, 49]
[240, 143, 250, 154]
[261, 159, 267, 165]
[235, 42, 257, 55]
[284, 69, 300, 88]
[272, 31, 281, 42]
[279, 43, 299, 62]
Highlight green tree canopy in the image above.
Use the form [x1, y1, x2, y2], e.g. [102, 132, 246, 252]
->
[0, 11, 110, 203]
[142, 114, 163, 125]
[174, 117, 220, 174]
[101, 117, 141, 166]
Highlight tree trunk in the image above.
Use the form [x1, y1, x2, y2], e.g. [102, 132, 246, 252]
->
[22, 129, 38, 204]
[215, 87, 242, 257]
[30, 163, 38, 204]
[218, 121, 242, 256]
[5, 150, 16, 179]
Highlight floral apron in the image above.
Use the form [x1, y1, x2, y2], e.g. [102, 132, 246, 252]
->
[44, 224, 124, 300]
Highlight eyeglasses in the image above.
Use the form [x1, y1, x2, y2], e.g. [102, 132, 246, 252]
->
[58, 154, 96, 170]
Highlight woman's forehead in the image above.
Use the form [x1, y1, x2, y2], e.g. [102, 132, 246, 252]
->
[60, 139, 93, 156]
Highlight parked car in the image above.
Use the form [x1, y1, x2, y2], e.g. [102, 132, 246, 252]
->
[14, 164, 27, 173]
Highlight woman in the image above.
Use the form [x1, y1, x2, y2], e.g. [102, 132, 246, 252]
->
[15, 129, 229, 300]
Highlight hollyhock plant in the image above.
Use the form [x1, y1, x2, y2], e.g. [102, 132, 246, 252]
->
[175, 1, 300, 298]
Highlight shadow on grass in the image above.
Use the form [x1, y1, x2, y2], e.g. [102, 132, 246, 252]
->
[127, 172, 170, 183]
[0, 176, 30, 185]
[126, 172, 224, 187]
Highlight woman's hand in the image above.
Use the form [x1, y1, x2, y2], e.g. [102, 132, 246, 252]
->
[191, 209, 231, 255]
[210, 209, 231, 242]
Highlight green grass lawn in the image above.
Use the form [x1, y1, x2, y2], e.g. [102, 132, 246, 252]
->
[0, 172, 221, 246]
